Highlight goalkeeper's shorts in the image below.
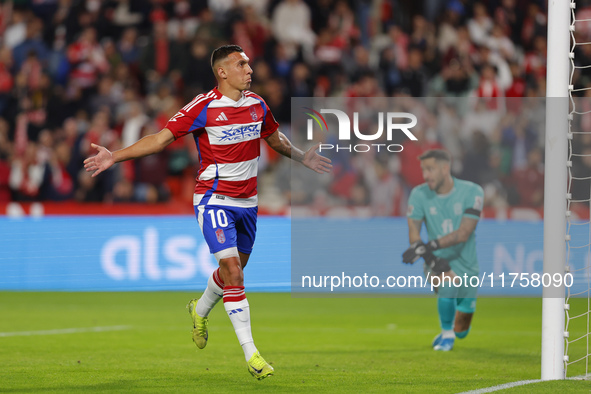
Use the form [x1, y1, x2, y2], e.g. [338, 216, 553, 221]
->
[424, 262, 478, 303]
[455, 297, 477, 314]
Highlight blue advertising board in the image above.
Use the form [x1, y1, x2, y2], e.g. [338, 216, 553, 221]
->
[0, 216, 585, 296]
[0, 216, 290, 291]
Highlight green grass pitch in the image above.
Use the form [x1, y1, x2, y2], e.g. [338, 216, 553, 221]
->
[1, 292, 589, 393]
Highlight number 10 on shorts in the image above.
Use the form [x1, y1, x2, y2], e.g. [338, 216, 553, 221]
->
[208, 209, 229, 228]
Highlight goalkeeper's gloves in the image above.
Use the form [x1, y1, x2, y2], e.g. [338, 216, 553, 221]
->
[402, 239, 441, 264]
[423, 253, 451, 275]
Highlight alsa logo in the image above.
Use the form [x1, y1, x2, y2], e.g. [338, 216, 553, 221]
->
[100, 227, 217, 281]
[304, 107, 417, 153]
[218, 124, 260, 142]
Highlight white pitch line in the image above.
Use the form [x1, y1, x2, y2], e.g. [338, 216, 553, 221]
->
[458, 379, 542, 394]
[0, 325, 132, 337]
[460, 374, 591, 393]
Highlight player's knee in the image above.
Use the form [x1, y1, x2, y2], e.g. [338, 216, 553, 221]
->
[219, 258, 243, 286]
[455, 327, 471, 339]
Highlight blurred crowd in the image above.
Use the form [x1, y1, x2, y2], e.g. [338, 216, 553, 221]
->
[0, 0, 589, 216]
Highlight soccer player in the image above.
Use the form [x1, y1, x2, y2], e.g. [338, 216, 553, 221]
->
[402, 149, 483, 351]
[84, 44, 332, 379]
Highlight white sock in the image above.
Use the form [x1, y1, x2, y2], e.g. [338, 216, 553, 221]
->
[442, 329, 455, 339]
[195, 268, 224, 317]
[223, 285, 258, 361]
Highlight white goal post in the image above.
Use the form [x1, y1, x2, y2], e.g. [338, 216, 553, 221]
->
[542, 0, 570, 381]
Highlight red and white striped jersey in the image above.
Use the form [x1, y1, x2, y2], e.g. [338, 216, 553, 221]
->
[165, 88, 279, 207]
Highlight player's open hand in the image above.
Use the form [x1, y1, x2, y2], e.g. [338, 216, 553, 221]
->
[84, 143, 115, 177]
[302, 143, 332, 174]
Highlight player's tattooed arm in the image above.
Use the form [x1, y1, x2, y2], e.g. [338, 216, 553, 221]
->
[264, 131, 332, 174]
[265, 131, 304, 161]
[407, 218, 423, 244]
[436, 217, 479, 248]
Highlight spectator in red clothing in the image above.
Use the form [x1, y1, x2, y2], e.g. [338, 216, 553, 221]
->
[505, 61, 526, 113]
[315, 27, 347, 73]
[345, 72, 383, 98]
[139, 19, 186, 94]
[0, 158, 9, 202]
[43, 140, 75, 201]
[510, 147, 544, 207]
[242, 5, 268, 60]
[476, 64, 502, 110]
[67, 27, 109, 89]
[0, 118, 11, 201]
[9, 143, 45, 201]
[505, 61, 526, 97]
[328, 0, 359, 44]
[0, 47, 13, 114]
[523, 35, 546, 80]
[384, 24, 410, 71]
[80, 110, 118, 159]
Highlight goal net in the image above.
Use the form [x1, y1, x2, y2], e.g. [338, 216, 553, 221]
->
[563, 0, 591, 379]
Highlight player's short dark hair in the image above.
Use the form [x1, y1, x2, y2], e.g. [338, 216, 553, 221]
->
[419, 149, 451, 163]
[211, 45, 244, 68]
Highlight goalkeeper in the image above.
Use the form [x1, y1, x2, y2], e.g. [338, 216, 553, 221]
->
[402, 150, 484, 351]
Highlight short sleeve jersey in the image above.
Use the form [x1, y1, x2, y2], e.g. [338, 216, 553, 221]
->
[165, 88, 279, 206]
[407, 178, 484, 276]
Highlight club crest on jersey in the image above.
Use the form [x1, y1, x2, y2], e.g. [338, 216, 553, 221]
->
[430, 206, 437, 215]
[216, 229, 226, 244]
[249, 106, 258, 121]
[474, 196, 483, 210]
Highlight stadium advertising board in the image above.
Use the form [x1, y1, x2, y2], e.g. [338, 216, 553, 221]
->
[1, 216, 585, 296]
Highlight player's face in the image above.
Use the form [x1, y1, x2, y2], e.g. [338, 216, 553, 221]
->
[421, 158, 448, 191]
[222, 51, 253, 91]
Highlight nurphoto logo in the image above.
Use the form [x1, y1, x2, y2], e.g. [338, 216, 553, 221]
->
[304, 107, 418, 153]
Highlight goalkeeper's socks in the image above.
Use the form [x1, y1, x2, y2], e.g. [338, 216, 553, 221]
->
[223, 285, 257, 361]
[455, 327, 471, 339]
[437, 297, 456, 331]
[195, 268, 224, 317]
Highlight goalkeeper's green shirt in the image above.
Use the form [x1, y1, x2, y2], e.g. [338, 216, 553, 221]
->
[407, 177, 484, 276]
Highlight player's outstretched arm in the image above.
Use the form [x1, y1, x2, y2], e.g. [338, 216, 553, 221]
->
[264, 130, 332, 174]
[84, 128, 175, 177]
